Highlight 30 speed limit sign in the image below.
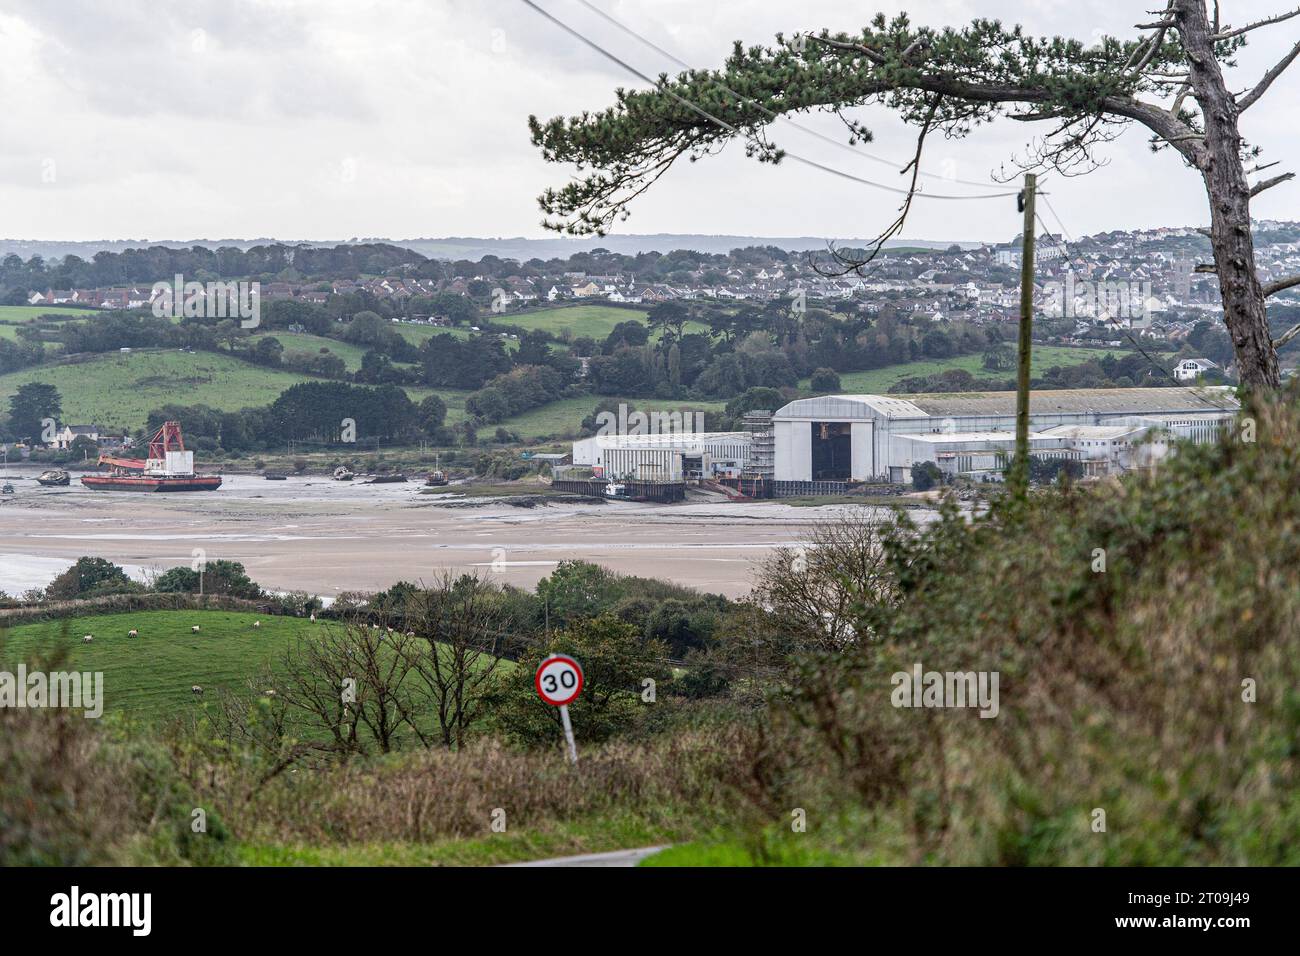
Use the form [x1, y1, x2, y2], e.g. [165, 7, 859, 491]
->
[535, 654, 584, 706]
[535, 654, 583, 764]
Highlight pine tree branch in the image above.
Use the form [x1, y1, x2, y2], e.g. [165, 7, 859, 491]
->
[1237, 39, 1300, 111]
[1263, 274, 1300, 298]
[1250, 172, 1295, 197]
[1274, 322, 1300, 349]
[1211, 7, 1300, 41]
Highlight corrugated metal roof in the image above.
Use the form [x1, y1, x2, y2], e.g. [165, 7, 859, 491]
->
[1036, 424, 1148, 440]
[773, 395, 928, 420]
[897, 431, 1040, 443]
[592, 431, 751, 449]
[774, 387, 1237, 421]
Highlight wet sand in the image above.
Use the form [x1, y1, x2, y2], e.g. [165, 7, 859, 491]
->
[0, 469, 907, 599]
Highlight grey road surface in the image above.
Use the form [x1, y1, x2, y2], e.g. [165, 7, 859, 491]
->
[503, 846, 669, 867]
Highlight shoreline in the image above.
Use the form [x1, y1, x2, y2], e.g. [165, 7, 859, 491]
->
[0, 466, 922, 599]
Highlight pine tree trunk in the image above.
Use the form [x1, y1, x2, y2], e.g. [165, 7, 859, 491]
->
[1178, 0, 1280, 389]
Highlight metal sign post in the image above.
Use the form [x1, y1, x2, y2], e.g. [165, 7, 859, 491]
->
[558, 704, 578, 765]
[535, 653, 584, 765]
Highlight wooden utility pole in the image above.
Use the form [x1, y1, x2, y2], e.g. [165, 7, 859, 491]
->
[1009, 172, 1036, 499]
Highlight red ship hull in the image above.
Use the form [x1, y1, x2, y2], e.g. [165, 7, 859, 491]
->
[81, 475, 223, 492]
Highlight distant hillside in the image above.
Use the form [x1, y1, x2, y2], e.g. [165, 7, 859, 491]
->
[0, 234, 980, 263]
[6, 219, 1296, 263]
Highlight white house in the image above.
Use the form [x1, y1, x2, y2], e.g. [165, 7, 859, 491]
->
[52, 424, 101, 450]
[1173, 357, 1220, 382]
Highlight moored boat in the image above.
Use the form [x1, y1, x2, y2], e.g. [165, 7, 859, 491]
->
[37, 469, 70, 486]
[81, 421, 222, 493]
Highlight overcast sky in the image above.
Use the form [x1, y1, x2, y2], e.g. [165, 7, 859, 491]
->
[2, 0, 1298, 245]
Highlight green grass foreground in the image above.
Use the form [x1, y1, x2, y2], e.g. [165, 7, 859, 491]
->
[0, 611, 331, 721]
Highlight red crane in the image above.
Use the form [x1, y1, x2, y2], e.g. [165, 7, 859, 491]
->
[95, 421, 187, 471]
[83, 421, 222, 492]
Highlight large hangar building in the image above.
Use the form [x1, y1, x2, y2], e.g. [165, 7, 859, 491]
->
[771, 387, 1237, 490]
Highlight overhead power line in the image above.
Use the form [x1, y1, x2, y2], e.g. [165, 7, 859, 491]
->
[520, 0, 1019, 202]
[573, 0, 1008, 192]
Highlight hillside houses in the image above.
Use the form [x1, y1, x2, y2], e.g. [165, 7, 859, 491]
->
[16, 223, 1298, 355]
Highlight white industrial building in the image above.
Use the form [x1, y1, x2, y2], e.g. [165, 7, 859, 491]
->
[772, 387, 1237, 487]
[571, 432, 753, 481]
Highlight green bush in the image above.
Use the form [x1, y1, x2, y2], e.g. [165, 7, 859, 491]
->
[759, 394, 1300, 864]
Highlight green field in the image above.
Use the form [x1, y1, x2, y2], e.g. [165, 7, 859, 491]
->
[0, 350, 325, 432]
[0, 611, 327, 722]
[0, 609, 513, 732]
[0, 305, 100, 322]
[0, 346, 580, 438]
[0, 305, 95, 344]
[496, 395, 727, 439]
[503, 304, 711, 342]
[803, 346, 1123, 394]
[391, 323, 520, 352]
[252, 331, 373, 371]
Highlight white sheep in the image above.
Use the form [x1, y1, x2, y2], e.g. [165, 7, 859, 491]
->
[191, 625, 201, 633]
[127, 629, 138, 638]
[82, 634, 93, 644]
[252, 620, 261, 629]
[263, 689, 277, 697]
[191, 685, 203, 695]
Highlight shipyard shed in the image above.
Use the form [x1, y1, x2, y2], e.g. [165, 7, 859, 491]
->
[772, 387, 1237, 486]
[571, 432, 753, 481]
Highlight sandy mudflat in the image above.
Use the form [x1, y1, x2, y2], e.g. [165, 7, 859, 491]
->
[0, 470, 910, 599]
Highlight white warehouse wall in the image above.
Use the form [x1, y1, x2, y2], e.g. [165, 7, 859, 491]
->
[572, 437, 599, 466]
[851, 421, 873, 480]
[774, 420, 812, 481]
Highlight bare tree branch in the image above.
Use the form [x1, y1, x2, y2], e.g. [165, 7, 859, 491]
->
[1263, 273, 1300, 298]
[1211, 7, 1300, 40]
[805, 33, 887, 64]
[1128, 4, 1174, 73]
[1250, 171, 1295, 196]
[1237, 39, 1300, 111]
[1274, 322, 1300, 349]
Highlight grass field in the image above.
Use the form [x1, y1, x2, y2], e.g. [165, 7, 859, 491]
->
[0, 305, 95, 344]
[496, 395, 728, 439]
[502, 304, 711, 342]
[0, 610, 328, 722]
[0, 350, 324, 432]
[391, 322, 521, 352]
[251, 331, 373, 371]
[803, 346, 1126, 394]
[0, 345, 560, 437]
[0, 608, 512, 729]
[0, 305, 100, 322]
